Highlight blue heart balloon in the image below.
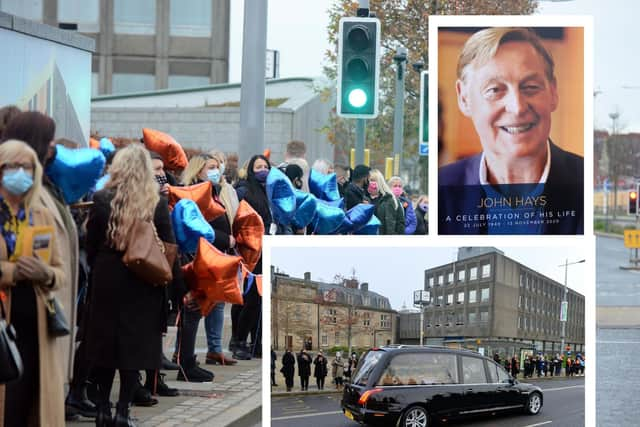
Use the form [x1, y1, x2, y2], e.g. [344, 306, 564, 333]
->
[325, 197, 345, 210]
[292, 190, 318, 229]
[99, 137, 116, 159]
[336, 203, 375, 234]
[309, 169, 340, 202]
[94, 174, 110, 191]
[46, 145, 106, 204]
[354, 214, 381, 235]
[266, 167, 296, 225]
[171, 199, 215, 253]
[311, 200, 346, 235]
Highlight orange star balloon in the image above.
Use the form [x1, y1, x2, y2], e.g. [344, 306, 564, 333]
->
[142, 128, 188, 171]
[167, 181, 225, 222]
[232, 200, 264, 272]
[188, 238, 244, 316]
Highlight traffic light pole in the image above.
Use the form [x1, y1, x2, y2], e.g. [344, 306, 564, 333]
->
[355, 119, 365, 165]
[393, 47, 407, 175]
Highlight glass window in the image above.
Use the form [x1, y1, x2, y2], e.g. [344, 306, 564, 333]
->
[58, 0, 98, 32]
[428, 277, 434, 288]
[168, 75, 210, 89]
[111, 73, 154, 94]
[456, 312, 464, 325]
[458, 269, 465, 282]
[468, 312, 477, 324]
[457, 291, 464, 304]
[170, 0, 211, 37]
[353, 350, 384, 386]
[470, 267, 478, 280]
[377, 352, 459, 386]
[437, 294, 443, 306]
[448, 272, 453, 284]
[321, 335, 327, 345]
[0, 0, 42, 21]
[469, 290, 477, 303]
[461, 356, 487, 384]
[114, 0, 155, 34]
[481, 288, 490, 302]
[481, 263, 491, 278]
[447, 293, 453, 305]
[487, 361, 511, 383]
[438, 275, 443, 286]
[480, 309, 489, 323]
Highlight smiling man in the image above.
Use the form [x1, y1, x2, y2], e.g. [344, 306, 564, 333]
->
[438, 27, 583, 235]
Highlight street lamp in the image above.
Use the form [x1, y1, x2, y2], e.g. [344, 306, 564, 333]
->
[413, 289, 431, 346]
[558, 258, 585, 358]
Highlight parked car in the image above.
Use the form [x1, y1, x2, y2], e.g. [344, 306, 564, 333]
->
[341, 345, 543, 426]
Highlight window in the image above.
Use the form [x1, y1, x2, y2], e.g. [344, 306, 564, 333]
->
[458, 269, 466, 282]
[170, 0, 211, 36]
[469, 290, 477, 304]
[520, 273, 524, 287]
[438, 275, 443, 286]
[447, 272, 453, 284]
[457, 291, 464, 304]
[380, 314, 391, 329]
[0, 0, 42, 21]
[481, 264, 491, 278]
[428, 277, 434, 288]
[377, 353, 458, 386]
[487, 361, 511, 383]
[335, 331, 340, 343]
[437, 294, 443, 306]
[481, 288, 490, 302]
[461, 356, 487, 384]
[468, 312, 477, 324]
[456, 312, 464, 325]
[518, 316, 523, 328]
[470, 267, 478, 280]
[327, 308, 337, 324]
[114, 0, 155, 34]
[446, 293, 453, 305]
[111, 73, 154, 94]
[58, 0, 99, 32]
[480, 309, 489, 323]
[321, 335, 327, 346]
[363, 312, 370, 327]
[519, 295, 523, 308]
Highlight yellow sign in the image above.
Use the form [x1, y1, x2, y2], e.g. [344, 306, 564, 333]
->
[624, 230, 640, 248]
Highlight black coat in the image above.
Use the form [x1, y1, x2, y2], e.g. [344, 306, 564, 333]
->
[344, 182, 371, 210]
[414, 206, 428, 235]
[313, 356, 328, 379]
[281, 352, 295, 378]
[84, 190, 175, 370]
[297, 352, 312, 377]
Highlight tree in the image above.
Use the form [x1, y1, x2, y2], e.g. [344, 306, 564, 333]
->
[321, 0, 539, 192]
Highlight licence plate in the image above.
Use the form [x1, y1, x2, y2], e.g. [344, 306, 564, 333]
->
[345, 409, 354, 420]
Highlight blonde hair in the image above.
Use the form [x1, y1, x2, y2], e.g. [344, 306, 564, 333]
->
[105, 144, 160, 250]
[312, 159, 332, 175]
[388, 176, 403, 187]
[208, 149, 239, 225]
[181, 155, 210, 186]
[0, 139, 44, 210]
[457, 27, 555, 84]
[370, 169, 397, 209]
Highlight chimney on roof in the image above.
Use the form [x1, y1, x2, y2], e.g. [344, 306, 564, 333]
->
[361, 282, 369, 292]
[304, 272, 311, 282]
[344, 278, 359, 289]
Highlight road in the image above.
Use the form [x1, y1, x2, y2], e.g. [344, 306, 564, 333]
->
[596, 235, 640, 306]
[271, 378, 584, 427]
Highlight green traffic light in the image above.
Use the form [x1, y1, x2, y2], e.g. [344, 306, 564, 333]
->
[348, 88, 367, 108]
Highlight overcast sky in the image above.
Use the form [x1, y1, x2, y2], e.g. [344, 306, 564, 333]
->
[229, 0, 640, 133]
[270, 244, 589, 311]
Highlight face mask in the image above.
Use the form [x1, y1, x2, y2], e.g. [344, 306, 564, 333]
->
[2, 168, 33, 195]
[254, 169, 269, 183]
[367, 182, 378, 194]
[155, 174, 168, 187]
[219, 162, 225, 176]
[207, 168, 221, 184]
[419, 202, 428, 212]
[391, 187, 403, 197]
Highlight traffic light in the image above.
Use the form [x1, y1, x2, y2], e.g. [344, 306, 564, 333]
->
[337, 17, 380, 118]
[629, 189, 638, 215]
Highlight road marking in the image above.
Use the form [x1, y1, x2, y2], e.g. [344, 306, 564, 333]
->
[598, 340, 640, 344]
[522, 422, 552, 427]
[542, 385, 584, 392]
[272, 410, 343, 421]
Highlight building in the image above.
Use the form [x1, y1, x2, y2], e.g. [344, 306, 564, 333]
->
[271, 268, 397, 352]
[0, 0, 229, 95]
[399, 248, 585, 360]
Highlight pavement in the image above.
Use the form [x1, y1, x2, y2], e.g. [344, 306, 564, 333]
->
[67, 304, 262, 427]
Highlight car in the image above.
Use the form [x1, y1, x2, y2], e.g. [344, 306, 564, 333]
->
[341, 345, 543, 427]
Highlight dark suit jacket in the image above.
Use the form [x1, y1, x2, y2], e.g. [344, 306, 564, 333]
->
[438, 142, 583, 235]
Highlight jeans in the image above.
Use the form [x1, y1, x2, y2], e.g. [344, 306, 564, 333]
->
[174, 305, 201, 366]
[205, 302, 225, 353]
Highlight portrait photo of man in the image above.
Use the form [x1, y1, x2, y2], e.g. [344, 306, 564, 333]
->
[437, 24, 585, 235]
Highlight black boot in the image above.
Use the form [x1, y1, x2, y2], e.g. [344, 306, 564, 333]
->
[228, 337, 238, 352]
[233, 341, 252, 360]
[144, 370, 179, 396]
[177, 356, 214, 383]
[113, 402, 137, 427]
[66, 383, 98, 419]
[95, 401, 112, 427]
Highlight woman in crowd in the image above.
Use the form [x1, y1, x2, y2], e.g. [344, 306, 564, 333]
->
[208, 150, 240, 227]
[84, 144, 176, 425]
[332, 351, 345, 392]
[281, 348, 296, 392]
[0, 140, 66, 426]
[388, 176, 416, 234]
[367, 169, 404, 235]
[311, 158, 333, 175]
[297, 348, 312, 391]
[313, 351, 328, 390]
[414, 195, 428, 235]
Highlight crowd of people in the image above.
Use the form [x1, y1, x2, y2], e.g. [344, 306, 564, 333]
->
[271, 348, 359, 393]
[494, 352, 586, 379]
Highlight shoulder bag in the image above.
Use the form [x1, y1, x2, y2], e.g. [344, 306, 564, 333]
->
[122, 220, 173, 286]
[0, 292, 23, 384]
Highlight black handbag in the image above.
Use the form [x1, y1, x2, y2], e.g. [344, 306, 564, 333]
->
[0, 294, 23, 384]
[45, 297, 70, 337]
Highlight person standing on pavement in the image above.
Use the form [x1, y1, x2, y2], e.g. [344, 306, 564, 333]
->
[297, 348, 312, 391]
[343, 165, 372, 210]
[332, 352, 345, 392]
[345, 352, 358, 382]
[313, 351, 328, 390]
[368, 169, 405, 235]
[271, 348, 278, 387]
[511, 355, 519, 378]
[388, 176, 417, 234]
[281, 349, 296, 392]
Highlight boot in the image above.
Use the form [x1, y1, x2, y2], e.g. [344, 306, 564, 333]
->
[206, 352, 238, 365]
[131, 382, 158, 407]
[144, 370, 179, 397]
[95, 401, 112, 427]
[177, 356, 215, 382]
[66, 383, 98, 419]
[232, 341, 252, 361]
[113, 402, 137, 427]
[161, 354, 180, 371]
[228, 337, 238, 352]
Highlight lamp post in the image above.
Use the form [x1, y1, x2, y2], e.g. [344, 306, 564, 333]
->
[559, 259, 585, 358]
[414, 290, 431, 346]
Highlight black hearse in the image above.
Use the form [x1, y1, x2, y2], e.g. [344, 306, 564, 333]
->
[341, 346, 543, 426]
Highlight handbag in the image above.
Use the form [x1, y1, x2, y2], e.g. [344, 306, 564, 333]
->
[45, 296, 70, 337]
[122, 220, 173, 286]
[0, 292, 23, 384]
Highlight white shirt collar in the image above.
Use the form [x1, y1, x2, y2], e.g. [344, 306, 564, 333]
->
[478, 139, 551, 185]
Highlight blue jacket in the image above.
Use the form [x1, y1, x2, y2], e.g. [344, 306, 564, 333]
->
[399, 195, 417, 234]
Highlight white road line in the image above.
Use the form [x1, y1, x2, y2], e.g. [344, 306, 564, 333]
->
[597, 340, 640, 344]
[543, 385, 585, 392]
[522, 421, 552, 427]
[272, 410, 343, 421]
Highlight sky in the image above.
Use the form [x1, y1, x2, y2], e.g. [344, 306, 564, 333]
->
[229, 0, 640, 133]
[270, 244, 588, 311]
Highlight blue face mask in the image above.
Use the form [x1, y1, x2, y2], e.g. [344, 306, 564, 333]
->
[207, 168, 221, 184]
[2, 168, 34, 196]
[254, 169, 269, 183]
[419, 202, 428, 212]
